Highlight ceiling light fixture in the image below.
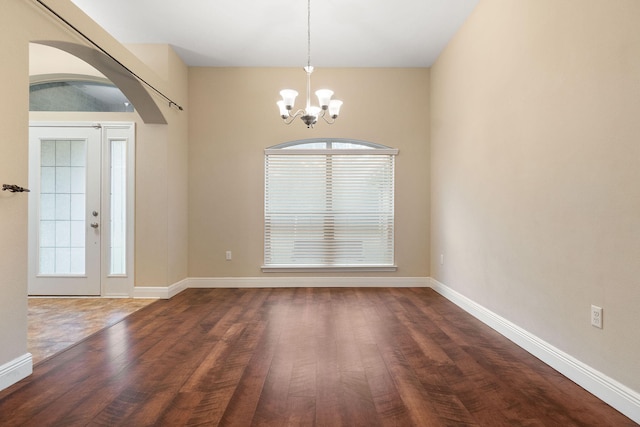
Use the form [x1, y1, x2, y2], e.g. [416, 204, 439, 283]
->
[277, 0, 343, 128]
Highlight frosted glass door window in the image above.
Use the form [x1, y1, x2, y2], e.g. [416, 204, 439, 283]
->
[110, 139, 127, 275]
[39, 139, 86, 275]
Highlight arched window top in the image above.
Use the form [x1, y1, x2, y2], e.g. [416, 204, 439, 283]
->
[30, 74, 134, 113]
[266, 138, 398, 155]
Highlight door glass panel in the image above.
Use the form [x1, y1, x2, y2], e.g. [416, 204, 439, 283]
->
[39, 139, 86, 275]
[110, 139, 127, 275]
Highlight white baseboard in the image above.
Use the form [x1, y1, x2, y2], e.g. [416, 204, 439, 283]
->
[429, 278, 640, 424]
[188, 276, 430, 289]
[133, 278, 188, 299]
[133, 276, 429, 296]
[0, 353, 32, 392]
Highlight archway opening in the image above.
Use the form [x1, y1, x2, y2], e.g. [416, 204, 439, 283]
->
[30, 41, 166, 124]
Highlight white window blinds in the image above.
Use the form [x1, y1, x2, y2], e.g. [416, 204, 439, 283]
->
[264, 140, 397, 269]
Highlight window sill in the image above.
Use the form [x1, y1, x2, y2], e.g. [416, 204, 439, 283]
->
[261, 265, 398, 273]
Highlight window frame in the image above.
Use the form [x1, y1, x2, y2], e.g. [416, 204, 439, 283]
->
[263, 138, 398, 272]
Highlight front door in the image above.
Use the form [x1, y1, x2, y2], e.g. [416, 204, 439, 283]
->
[28, 123, 134, 296]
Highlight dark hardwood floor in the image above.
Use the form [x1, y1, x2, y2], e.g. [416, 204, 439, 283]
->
[0, 288, 635, 426]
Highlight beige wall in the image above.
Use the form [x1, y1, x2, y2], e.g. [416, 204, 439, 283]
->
[0, 0, 31, 368]
[431, 0, 640, 391]
[188, 67, 430, 278]
[0, 0, 188, 375]
[125, 44, 190, 286]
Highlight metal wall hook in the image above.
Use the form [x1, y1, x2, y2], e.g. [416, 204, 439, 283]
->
[2, 184, 30, 193]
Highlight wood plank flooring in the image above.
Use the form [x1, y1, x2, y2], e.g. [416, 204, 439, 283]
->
[28, 297, 154, 363]
[1, 288, 636, 426]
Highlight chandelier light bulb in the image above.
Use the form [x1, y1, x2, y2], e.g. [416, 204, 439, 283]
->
[307, 106, 321, 117]
[279, 89, 298, 109]
[328, 99, 343, 118]
[315, 89, 334, 109]
[276, 100, 289, 118]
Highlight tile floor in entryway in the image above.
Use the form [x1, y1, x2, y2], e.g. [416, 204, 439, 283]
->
[28, 297, 155, 364]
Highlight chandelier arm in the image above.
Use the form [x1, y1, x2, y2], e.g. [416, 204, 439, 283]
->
[283, 109, 304, 125]
[320, 112, 337, 125]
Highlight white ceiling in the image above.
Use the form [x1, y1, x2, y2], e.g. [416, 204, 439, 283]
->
[69, 0, 478, 68]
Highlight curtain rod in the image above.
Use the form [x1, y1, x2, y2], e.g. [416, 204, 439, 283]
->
[34, 0, 184, 111]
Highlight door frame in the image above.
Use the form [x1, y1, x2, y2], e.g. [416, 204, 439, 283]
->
[28, 121, 136, 297]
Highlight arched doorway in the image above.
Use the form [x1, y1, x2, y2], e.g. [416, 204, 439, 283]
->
[25, 42, 152, 362]
[28, 44, 137, 297]
[31, 41, 166, 124]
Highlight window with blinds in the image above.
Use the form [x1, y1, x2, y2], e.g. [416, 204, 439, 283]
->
[264, 139, 398, 270]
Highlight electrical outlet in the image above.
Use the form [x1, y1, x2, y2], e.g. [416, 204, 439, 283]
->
[591, 305, 603, 329]
[225, 250, 232, 261]
[440, 254, 444, 265]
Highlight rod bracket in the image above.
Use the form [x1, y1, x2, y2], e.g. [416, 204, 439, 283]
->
[2, 184, 30, 193]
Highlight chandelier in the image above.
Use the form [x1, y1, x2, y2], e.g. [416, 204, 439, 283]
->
[277, 0, 343, 128]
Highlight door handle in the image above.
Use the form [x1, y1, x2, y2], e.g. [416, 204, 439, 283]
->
[90, 222, 99, 229]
